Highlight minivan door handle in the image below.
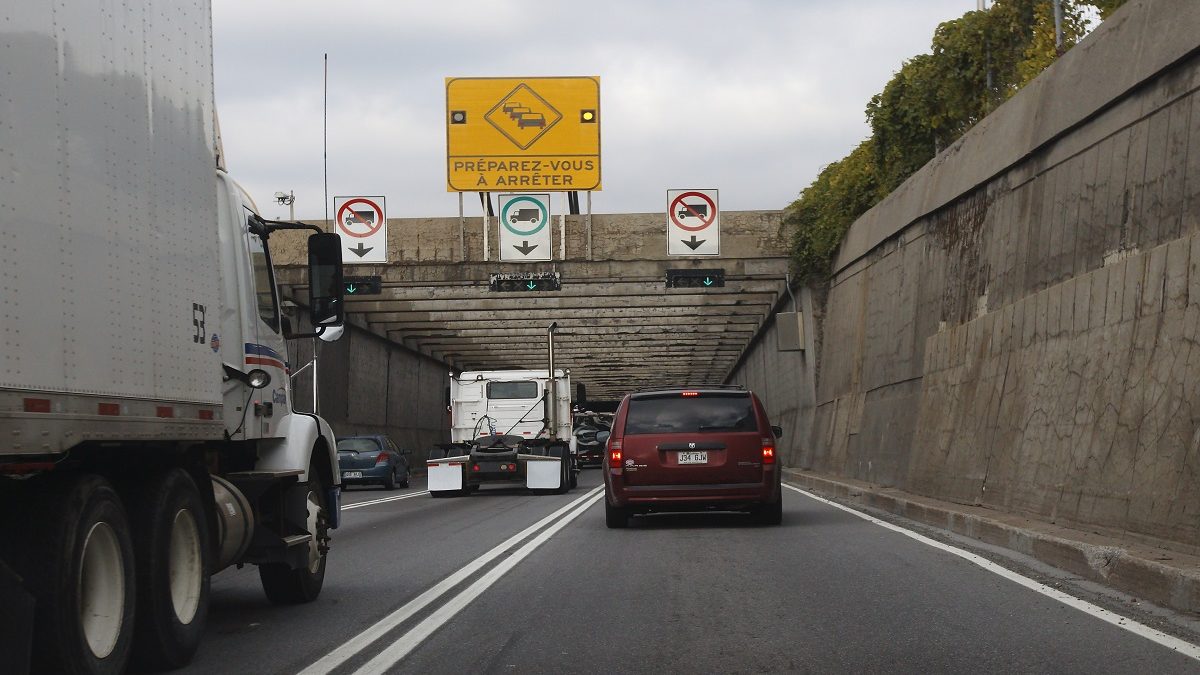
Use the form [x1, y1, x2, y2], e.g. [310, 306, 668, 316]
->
[657, 441, 726, 451]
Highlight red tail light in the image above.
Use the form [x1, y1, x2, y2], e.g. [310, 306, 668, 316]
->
[762, 439, 776, 465]
[472, 464, 481, 472]
[609, 439, 623, 468]
[681, 391, 699, 397]
[375, 452, 391, 466]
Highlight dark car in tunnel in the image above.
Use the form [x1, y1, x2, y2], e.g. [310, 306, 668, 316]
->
[601, 386, 782, 527]
[337, 435, 412, 490]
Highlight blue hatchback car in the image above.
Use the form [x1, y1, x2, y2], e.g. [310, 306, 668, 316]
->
[337, 435, 412, 490]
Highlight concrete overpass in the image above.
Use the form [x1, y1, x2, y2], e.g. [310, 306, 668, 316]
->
[275, 210, 790, 400]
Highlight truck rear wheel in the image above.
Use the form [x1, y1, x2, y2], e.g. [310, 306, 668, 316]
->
[129, 468, 210, 670]
[22, 475, 137, 674]
[259, 463, 329, 604]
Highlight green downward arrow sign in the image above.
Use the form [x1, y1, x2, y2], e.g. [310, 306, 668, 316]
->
[703, 277, 713, 286]
[527, 281, 537, 290]
[346, 284, 357, 294]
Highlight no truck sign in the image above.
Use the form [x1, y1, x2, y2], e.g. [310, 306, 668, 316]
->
[334, 196, 388, 264]
[667, 189, 720, 256]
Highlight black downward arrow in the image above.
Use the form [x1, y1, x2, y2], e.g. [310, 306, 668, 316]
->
[349, 243, 374, 257]
[682, 235, 706, 250]
[514, 241, 538, 256]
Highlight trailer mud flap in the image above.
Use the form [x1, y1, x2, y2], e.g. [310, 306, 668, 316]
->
[525, 458, 561, 489]
[428, 461, 465, 491]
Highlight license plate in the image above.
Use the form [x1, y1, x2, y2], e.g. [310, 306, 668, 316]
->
[677, 451, 707, 464]
[342, 471, 363, 479]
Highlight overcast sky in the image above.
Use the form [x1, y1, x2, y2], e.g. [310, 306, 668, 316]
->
[212, 1, 973, 220]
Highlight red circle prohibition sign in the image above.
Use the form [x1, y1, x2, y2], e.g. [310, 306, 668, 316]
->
[336, 198, 385, 238]
[669, 192, 717, 232]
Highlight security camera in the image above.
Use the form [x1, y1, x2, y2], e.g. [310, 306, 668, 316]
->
[274, 191, 289, 202]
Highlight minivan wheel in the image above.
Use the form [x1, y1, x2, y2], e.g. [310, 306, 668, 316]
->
[753, 497, 783, 526]
[604, 499, 629, 529]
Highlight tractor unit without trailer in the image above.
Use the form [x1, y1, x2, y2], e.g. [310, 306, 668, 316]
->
[427, 326, 578, 496]
[0, 3, 346, 673]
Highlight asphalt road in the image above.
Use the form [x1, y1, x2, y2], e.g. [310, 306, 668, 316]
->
[177, 470, 1200, 675]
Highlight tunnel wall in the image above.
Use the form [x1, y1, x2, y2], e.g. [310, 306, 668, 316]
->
[289, 325, 450, 458]
[727, 0, 1200, 550]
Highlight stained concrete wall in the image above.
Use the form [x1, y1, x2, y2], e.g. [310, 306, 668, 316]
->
[289, 324, 449, 455]
[727, 0, 1200, 551]
[272, 210, 787, 265]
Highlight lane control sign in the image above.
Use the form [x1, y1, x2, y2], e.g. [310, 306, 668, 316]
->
[498, 193, 552, 262]
[334, 196, 387, 264]
[667, 189, 719, 256]
[343, 275, 382, 296]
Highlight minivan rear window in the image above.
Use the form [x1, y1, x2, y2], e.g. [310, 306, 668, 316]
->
[624, 394, 755, 434]
[486, 381, 539, 399]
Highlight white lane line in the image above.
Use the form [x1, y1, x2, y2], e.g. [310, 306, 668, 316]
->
[299, 486, 603, 675]
[783, 483, 1200, 661]
[342, 491, 430, 510]
[353, 490, 603, 675]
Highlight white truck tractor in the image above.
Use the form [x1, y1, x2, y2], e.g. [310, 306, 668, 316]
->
[427, 325, 578, 496]
[0, 3, 346, 673]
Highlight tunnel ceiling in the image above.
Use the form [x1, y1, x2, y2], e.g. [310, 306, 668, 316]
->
[274, 211, 791, 402]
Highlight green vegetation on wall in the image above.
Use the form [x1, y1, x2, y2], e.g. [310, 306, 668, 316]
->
[786, 0, 1129, 283]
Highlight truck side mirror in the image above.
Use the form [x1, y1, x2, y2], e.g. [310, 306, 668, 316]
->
[308, 233, 344, 327]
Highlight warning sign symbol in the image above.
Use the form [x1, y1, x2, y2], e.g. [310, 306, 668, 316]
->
[485, 84, 563, 150]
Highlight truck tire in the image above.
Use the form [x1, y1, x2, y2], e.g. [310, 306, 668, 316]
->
[548, 446, 570, 494]
[22, 475, 137, 674]
[129, 468, 210, 670]
[259, 462, 329, 604]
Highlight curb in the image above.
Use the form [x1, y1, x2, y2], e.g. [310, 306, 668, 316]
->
[783, 469, 1200, 617]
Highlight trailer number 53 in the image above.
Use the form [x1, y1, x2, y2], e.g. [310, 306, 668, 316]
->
[192, 303, 207, 344]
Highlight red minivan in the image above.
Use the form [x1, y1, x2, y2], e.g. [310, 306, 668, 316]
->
[601, 386, 783, 528]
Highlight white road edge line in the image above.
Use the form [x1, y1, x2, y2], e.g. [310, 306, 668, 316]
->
[298, 485, 604, 675]
[353, 490, 604, 675]
[783, 483, 1200, 661]
[341, 491, 430, 510]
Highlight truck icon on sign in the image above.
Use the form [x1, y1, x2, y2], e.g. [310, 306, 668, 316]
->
[510, 208, 541, 224]
[677, 203, 708, 220]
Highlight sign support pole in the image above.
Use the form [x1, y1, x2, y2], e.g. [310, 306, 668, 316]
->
[458, 192, 465, 261]
[559, 193, 567, 261]
[586, 191, 593, 260]
[483, 202, 490, 262]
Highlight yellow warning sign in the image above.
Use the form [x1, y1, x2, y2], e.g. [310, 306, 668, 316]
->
[446, 76, 601, 192]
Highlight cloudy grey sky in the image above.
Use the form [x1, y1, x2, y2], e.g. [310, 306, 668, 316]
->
[212, 1, 973, 220]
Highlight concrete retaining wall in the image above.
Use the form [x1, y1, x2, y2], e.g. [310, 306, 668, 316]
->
[289, 325, 449, 455]
[727, 0, 1200, 550]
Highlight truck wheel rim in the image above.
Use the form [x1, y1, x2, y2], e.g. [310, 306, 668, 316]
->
[168, 508, 203, 624]
[305, 490, 323, 573]
[79, 521, 125, 658]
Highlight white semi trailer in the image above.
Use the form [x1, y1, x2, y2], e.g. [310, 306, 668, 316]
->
[427, 324, 577, 496]
[0, 3, 346, 673]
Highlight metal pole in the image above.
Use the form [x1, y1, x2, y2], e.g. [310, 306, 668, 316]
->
[312, 344, 319, 415]
[559, 193, 566, 260]
[288, 191, 295, 220]
[547, 321, 557, 438]
[482, 198, 490, 262]
[585, 191, 592, 260]
[458, 192, 465, 261]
